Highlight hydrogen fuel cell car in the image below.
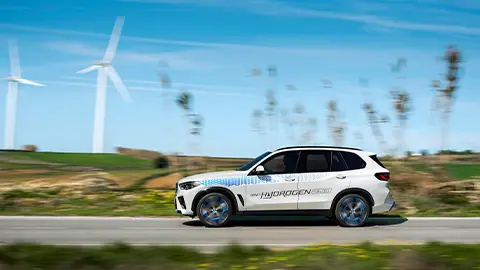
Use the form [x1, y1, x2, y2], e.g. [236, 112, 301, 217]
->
[174, 146, 395, 227]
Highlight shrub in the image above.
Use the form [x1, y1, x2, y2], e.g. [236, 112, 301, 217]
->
[23, 144, 38, 152]
[153, 156, 169, 169]
[437, 194, 470, 205]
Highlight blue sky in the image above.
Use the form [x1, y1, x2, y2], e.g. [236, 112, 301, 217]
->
[0, 0, 480, 158]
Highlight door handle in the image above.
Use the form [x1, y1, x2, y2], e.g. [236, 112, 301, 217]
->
[285, 178, 296, 182]
[336, 175, 346, 179]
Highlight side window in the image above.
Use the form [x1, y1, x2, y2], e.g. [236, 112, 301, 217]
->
[261, 151, 300, 174]
[340, 151, 366, 170]
[297, 150, 331, 173]
[331, 151, 348, 171]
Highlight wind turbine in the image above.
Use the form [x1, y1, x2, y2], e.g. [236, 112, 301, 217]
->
[76, 16, 133, 153]
[1, 39, 45, 150]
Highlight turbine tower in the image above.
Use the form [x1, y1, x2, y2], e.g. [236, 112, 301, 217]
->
[76, 16, 133, 153]
[2, 39, 45, 150]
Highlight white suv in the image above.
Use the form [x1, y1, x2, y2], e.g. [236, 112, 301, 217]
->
[174, 146, 395, 227]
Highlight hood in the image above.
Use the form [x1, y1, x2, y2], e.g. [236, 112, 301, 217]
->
[177, 170, 247, 184]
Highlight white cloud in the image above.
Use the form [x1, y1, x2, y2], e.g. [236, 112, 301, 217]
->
[1, 1, 480, 57]
[42, 80, 253, 97]
[62, 76, 256, 92]
[43, 41, 102, 57]
[119, 0, 480, 35]
[42, 41, 223, 70]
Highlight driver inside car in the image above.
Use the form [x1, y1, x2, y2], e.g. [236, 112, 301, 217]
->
[282, 153, 298, 173]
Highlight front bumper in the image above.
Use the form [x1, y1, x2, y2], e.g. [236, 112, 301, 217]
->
[174, 182, 196, 216]
[174, 195, 194, 216]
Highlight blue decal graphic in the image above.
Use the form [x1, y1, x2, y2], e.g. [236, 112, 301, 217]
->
[200, 174, 299, 187]
[199, 172, 333, 187]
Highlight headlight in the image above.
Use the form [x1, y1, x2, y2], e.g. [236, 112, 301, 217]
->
[179, 181, 201, 190]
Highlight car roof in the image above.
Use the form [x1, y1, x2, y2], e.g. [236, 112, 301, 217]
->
[274, 145, 363, 152]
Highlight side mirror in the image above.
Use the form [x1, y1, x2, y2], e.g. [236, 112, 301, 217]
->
[255, 165, 265, 174]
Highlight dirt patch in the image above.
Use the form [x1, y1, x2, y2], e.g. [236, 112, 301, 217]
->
[0, 172, 119, 192]
[107, 170, 163, 188]
[143, 173, 183, 188]
[0, 169, 54, 175]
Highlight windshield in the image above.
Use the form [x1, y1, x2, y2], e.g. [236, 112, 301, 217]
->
[236, 151, 271, 171]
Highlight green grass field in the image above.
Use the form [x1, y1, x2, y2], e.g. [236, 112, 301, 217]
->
[0, 151, 153, 168]
[3, 151, 480, 180]
[400, 161, 480, 180]
[0, 242, 479, 270]
[444, 163, 480, 180]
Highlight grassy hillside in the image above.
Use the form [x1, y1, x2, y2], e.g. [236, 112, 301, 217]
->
[0, 150, 251, 170]
[0, 152, 153, 168]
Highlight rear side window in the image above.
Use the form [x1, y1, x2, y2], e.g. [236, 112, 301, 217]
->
[340, 151, 366, 170]
[369, 155, 386, 168]
[331, 151, 348, 171]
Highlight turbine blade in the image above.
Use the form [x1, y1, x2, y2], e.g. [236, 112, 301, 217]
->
[16, 78, 46, 87]
[107, 66, 132, 103]
[8, 39, 21, 77]
[76, 65, 100, 74]
[103, 16, 125, 63]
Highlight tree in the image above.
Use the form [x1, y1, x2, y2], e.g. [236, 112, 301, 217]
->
[389, 88, 412, 157]
[301, 117, 318, 144]
[433, 46, 462, 151]
[176, 91, 192, 169]
[251, 109, 265, 148]
[158, 60, 176, 168]
[265, 89, 277, 148]
[281, 84, 297, 143]
[362, 102, 390, 155]
[188, 113, 205, 169]
[326, 99, 347, 146]
[249, 66, 280, 148]
[359, 78, 391, 156]
[389, 57, 412, 157]
[294, 103, 305, 144]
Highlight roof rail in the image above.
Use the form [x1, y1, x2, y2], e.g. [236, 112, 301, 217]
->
[275, 145, 363, 151]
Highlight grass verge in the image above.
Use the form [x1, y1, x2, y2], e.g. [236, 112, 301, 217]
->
[0, 187, 479, 217]
[0, 242, 479, 270]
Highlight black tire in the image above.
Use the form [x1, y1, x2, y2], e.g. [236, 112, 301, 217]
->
[334, 193, 370, 227]
[196, 192, 233, 228]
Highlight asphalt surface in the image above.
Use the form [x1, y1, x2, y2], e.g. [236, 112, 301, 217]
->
[1, 216, 480, 252]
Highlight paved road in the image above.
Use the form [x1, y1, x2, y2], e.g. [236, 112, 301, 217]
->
[1, 216, 480, 251]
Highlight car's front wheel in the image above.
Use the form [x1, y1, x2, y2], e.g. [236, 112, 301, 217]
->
[196, 192, 233, 227]
[334, 194, 370, 227]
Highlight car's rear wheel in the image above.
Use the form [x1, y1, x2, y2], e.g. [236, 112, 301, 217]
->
[334, 194, 370, 227]
[196, 192, 233, 227]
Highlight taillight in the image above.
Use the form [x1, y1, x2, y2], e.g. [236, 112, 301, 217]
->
[375, 172, 390, 181]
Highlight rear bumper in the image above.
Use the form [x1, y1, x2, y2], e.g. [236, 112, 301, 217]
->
[372, 192, 395, 214]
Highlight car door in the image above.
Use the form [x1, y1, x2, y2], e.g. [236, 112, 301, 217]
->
[245, 150, 301, 211]
[296, 150, 351, 210]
